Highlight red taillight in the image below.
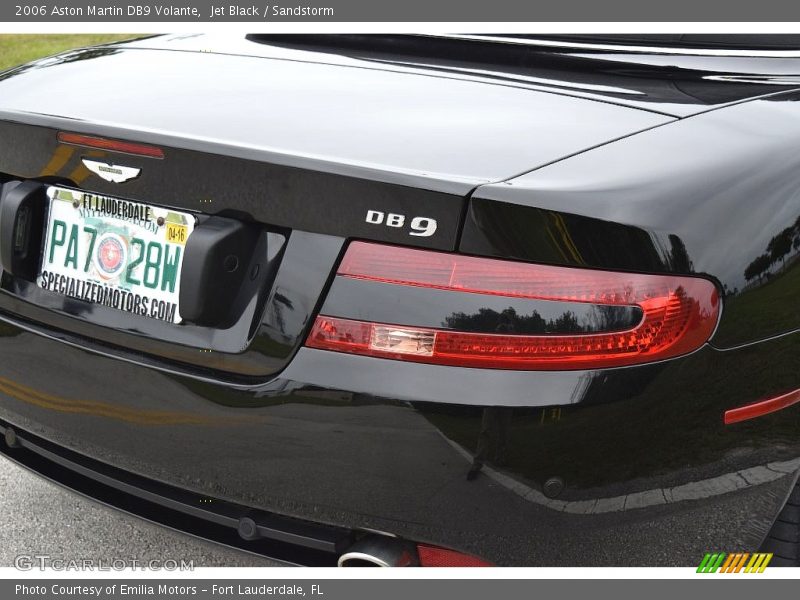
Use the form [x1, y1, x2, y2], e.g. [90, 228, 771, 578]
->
[58, 132, 164, 159]
[306, 242, 720, 370]
[724, 388, 800, 425]
[417, 544, 493, 567]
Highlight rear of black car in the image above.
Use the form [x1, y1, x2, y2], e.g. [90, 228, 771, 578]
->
[0, 34, 798, 566]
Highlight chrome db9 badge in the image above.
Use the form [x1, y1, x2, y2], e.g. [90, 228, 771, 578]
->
[82, 158, 141, 183]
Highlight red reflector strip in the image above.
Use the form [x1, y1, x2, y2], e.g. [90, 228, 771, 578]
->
[724, 388, 800, 425]
[307, 242, 721, 370]
[417, 544, 493, 567]
[58, 132, 164, 159]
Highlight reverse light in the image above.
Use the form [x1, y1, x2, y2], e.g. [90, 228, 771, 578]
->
[57, 132, 165, 159]
[371, 325, 436, 356]
[306, 242, 720, 370]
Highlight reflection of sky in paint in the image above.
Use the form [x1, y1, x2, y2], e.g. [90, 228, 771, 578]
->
[0, 48, 666, 185]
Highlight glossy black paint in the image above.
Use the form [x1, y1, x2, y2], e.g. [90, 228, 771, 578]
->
[0, 35, 798, 566]
[0, 421, 343, 565]
[0, 314, 797, 565]
[465, 91, 800, 348]
[0, 118, 466, 249]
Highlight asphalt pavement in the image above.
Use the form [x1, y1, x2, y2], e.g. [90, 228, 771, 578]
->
[0, 455, 282, 568]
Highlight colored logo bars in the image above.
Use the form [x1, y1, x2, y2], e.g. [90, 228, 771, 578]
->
[697, 552, 773, 573]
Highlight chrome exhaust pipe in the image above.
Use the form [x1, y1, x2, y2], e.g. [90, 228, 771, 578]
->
[337, 536, 419, 567]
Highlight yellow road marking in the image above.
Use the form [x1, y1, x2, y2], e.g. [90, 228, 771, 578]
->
[38, 146, 74, 177]
[0, 376, 254, 427]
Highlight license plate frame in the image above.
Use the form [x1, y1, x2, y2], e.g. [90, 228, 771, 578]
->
[36, 186, 196, 324]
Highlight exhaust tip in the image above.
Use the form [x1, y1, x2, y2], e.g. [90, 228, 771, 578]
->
[337, 536, 418, 567]
[337, 552, 393, 567]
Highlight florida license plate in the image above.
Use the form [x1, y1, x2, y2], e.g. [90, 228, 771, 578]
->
[37, 187, 196, 324]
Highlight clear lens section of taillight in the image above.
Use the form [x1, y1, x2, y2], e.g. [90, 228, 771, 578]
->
[306, 242, 721, 371]
[371, 325, 436, 356]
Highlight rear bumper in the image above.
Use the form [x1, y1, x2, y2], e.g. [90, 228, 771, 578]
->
[0, 314, 798, 566]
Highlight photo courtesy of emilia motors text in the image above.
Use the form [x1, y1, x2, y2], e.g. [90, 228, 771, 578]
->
[1, 0, 800, 597]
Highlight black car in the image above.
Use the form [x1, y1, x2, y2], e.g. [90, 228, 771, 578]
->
[0, 34, 798, 567]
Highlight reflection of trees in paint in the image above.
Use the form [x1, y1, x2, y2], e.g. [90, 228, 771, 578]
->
[444, 305, 635, 335]
[768, 227, 794, 268]
[667, 234, 693, 273]
[744, 253, 773, 284]
[445, 307, 573, 335]
[744, 215, 800, 285]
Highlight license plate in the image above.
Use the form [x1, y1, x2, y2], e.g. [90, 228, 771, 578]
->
[37, 187, 196, 324]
